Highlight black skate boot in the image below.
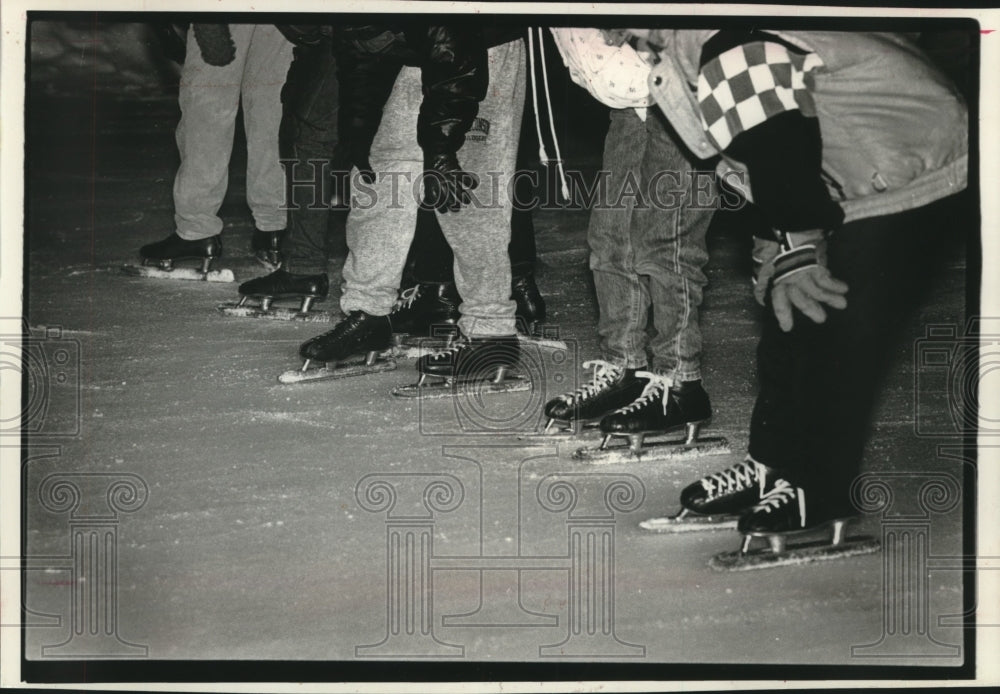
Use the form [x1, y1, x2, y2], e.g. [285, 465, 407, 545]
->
[280, 311, 395, 384]
[394, 335, 525, 398]
[511, 273, 546, 335]
[139, 232, 222, 273]
[708, 480, 877, 570]
[542, 360, 648, 434]
[388, 283, 461, 344]
[599, 375, 711, 451]
[680, 456, 776, 517]
[251, 228, 284, 269]
[641, 457, 774, 533]
[575, 375, 727, 462]
[237, 269, 329, 313]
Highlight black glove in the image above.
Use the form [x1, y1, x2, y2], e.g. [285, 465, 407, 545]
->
[422, 153, 479, 213]
[193, 24, 236, 67]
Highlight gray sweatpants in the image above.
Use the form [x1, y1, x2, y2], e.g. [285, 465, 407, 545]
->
[174, 24, 292, 239]
[340, 40, 526, 337]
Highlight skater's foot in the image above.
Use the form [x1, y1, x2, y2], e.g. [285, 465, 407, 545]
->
[512, 273, 546, 333]
[543, 360, 648, 428]
[738, 480, 856, 535]
[251, 229, 284, 268]
[388, 283, 461, 338]
[238, 269, 329, 312]
[299, 310, 392, 364]
[417, 334, 520, 379]
[599, 374, 712, 437]
[139, 232, 222, 272]
[680, 456, 775, 517]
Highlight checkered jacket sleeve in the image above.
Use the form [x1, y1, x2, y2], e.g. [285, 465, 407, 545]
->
[695, 32, 845, 235]
[697, 39, 822, 151]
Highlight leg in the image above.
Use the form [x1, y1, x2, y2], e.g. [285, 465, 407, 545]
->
[340, 66, 424, 317]
[435, 40, 525, 338]
[749, 194, 963, 518]
[588, 109, 652, 369]
[636, 109, 713, 383]
[241, 25, 293, 235]
[276, 38, 340, 275]
[173, 24, 248, 240]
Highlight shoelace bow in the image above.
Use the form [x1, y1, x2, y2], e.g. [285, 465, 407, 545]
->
[753, 479, 796, 514]
[560, 360, 621, 404]
[391, 285, 420, 312]
[613, 371, 673, 415]
[701, 458, 761, 498]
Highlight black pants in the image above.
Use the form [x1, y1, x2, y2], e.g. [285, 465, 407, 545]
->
[747, 193, 968, 517]
[278, 40, 341, 275]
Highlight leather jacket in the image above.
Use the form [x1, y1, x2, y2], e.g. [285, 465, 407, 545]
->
[333, 23, 489, 166]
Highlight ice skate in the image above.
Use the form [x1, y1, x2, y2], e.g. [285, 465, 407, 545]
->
[710, 480, 879, 571]
[279, 311, 396, 384]
[523, 361, 648, 441]
[124, 232, 234, 282]
[573, 374, 729, 463]
[392, 334, 528, 398]
[251, 228, 284, 270]
[639, 457, 774, 533]
[512, 272, 546, 336]
[387, 283, 461, 352]
[219, 269, 335, 322]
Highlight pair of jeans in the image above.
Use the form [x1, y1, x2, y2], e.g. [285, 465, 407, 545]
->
[405, 109, 538, 284]
[748, 193, 968, 516]
[587, 107, 713, 381]
[279, 39, 340, 275]
[173, 24, 292, 239]
[341, 40, 526, 337]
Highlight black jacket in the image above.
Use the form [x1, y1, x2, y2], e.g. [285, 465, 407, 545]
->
[333, 23, 500, 167]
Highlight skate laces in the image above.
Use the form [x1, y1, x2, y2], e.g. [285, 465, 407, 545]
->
[614, 371, 672, 415]
[700, 458, 765, 499]
[391, 285, 420, 312]
[751, 479, 798, 515]
[561, 360, 622, 404]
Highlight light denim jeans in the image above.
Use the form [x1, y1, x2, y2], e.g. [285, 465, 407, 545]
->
[341, 40, 526, 337]
[587, 107, 713, 382]
[173, 24, 292, 240]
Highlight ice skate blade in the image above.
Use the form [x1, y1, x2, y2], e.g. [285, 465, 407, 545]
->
[516, 421, 601, 442]
[278, 358, 397, 384]
[122, 264, 234, 283]
[217, 302, 340, 324]
[516, 333, 567, 351]
[710, 535, 880, 571]
[392, 373, 530, 399]
[572, 435, 730, 464]
[638, 511, 738, 533]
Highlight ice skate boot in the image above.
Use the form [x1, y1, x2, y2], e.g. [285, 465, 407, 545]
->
[573, 375, 729, 463]
[125, 232, 233, 282]
[220, 269, 333, 321]
[531, 361, 647, 440]
[279, 310, 395, 384]
[388, 283, 461, 350]
[710, 480, 879, 571]
[639, 457, 774, 533]
[393, 335, 528, 398]
[251, 228, 284, 269]
[512, 273, 547, 336]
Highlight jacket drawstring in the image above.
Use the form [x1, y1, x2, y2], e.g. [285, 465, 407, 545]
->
[527, 28, 570, 202]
